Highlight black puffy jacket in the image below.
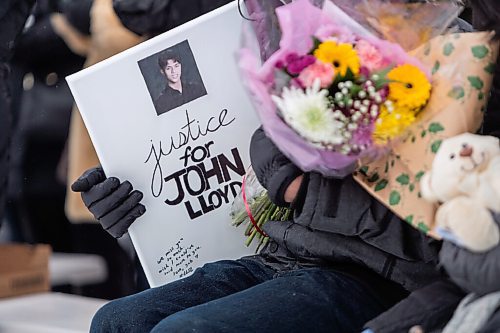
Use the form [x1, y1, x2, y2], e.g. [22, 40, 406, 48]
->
[361, 215, 500, 333]
[439, 214, 500, 296]
[250, 127, 443, 293]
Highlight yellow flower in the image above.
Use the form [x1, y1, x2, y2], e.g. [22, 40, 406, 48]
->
[387, 64, 431, 109]
[314, 41, 360, 76]
[373, 106, 416, 145]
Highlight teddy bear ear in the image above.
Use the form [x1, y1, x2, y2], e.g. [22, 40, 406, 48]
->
[420, 173, 440, 203]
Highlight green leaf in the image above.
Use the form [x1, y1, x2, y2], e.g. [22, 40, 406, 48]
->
[417, 222, 430, 233]
[372, 66, 394, 78]
[375, 179, 388, 192]
[371, 66, 394, 89]
[468, 76, 484, 90]
[342, 67, 356, 82]
[368, 173, 380, 183]
[389, 191, 401, 206]
[415, 171, 425, 182]
[405, 215, 414, 224]
[479, 92, 484, 100]
[432, 61, 440, 75]
[409, 183, 415, 192]
[431, 140, 442, 153]
[349, 84, 362, 97]
[472, 45, 489, 59]
[428, 122, 445, 134]
[359, 166, 369, 176]
[443, 43, 455, 56]
[396, 173, 410, 185]
[447, 86, 465, 99]
[333, 67, 356, 85]
[485, 62, 496, 75]
[311, 37, 322, 53]
[421, 130, 427, 138]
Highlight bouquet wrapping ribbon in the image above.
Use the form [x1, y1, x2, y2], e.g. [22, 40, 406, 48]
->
[242, 174, 268, 237]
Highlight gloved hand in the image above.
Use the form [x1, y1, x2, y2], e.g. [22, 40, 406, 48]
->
[71, 167, 146, 238]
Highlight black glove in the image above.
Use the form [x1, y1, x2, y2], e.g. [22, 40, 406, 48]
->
[71, 167, 146, 238]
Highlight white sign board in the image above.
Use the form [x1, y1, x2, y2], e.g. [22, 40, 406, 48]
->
[67, 2, 260, 287]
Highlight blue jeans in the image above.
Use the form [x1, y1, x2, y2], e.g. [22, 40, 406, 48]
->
[91, 257, 388, 332]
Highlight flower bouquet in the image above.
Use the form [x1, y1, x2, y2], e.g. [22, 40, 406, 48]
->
[271, 38, 432, 154]
[238, 0, 462, 177]
[234, 0, 499, 240]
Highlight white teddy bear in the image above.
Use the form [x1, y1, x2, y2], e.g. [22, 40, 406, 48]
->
[420, 132, 500, 252]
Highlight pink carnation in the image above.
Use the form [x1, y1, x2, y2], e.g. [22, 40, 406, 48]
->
[355, 40, 385, 72]
[298, 61, 335, 88]
[286, 54, 316, 75]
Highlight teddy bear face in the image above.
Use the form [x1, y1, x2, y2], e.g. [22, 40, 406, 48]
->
[421, 133, 500, 203]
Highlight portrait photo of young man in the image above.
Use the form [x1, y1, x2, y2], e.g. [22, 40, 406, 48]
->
[139, 40, 207, 115]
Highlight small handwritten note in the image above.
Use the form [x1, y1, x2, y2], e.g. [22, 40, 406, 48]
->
[156, 237, 201, 279]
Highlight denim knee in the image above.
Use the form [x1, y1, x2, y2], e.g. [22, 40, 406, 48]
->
[90, 299, 147, 333]
[91, 302, 118, 333]
[150, 310, 222, 333]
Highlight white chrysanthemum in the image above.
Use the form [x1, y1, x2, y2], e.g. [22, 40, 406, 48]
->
[272, 80, 345, 145]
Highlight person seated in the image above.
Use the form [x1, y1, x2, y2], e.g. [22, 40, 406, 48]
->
[73, 123, 443, 332]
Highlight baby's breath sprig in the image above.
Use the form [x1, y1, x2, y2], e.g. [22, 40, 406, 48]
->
[328, 78, 388, 155]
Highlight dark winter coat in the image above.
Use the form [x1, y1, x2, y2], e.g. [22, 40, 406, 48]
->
[364, 279, 465, 333]
[439, 214, 500, 296]
[0, 0, 35, 62]
[362, 215, 500, 333]
[0, 0, 35, 225]
[112, 0, 233, 36]
[250, 127, 443, 295]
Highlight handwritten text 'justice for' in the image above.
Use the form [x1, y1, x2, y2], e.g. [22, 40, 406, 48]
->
[145, 109, 246, 219]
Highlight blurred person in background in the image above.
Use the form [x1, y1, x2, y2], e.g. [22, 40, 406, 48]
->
[111, 0, 234, 37]
[0, 0, 35, 231]
[7, 0, 88, 249]
[4, 0, 141, 299]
